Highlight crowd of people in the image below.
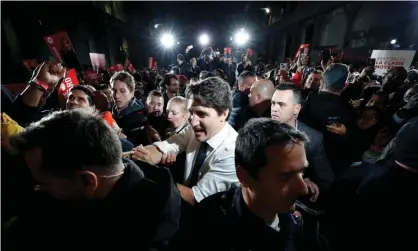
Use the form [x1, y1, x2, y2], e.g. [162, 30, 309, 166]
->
[1, 46, 418, 251]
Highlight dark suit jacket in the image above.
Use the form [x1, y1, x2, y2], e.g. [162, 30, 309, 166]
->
[297, 120, 335, 193]
[299, 91, 356, 172]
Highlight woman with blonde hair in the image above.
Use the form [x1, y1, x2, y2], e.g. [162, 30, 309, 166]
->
[165, 96, 189, 138]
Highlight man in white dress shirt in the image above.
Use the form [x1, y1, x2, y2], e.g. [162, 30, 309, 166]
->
[132, 77, 239, 205]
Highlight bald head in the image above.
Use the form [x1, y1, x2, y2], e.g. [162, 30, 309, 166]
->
[251, 79, 275, 99]
[249, 79, 275, 107]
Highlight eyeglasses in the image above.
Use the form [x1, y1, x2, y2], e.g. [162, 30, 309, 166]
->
[33, 171, 125, 191]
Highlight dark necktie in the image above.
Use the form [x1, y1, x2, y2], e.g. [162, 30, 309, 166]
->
[189, 142, 208, 187]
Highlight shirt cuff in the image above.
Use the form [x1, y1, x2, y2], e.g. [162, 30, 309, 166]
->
[192, 185, 204, 203]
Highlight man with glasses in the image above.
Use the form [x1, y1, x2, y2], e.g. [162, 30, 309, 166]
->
[4, 109, 181, 250]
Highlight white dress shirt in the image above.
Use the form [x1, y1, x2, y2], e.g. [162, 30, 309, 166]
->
[154, 123, 239, 202]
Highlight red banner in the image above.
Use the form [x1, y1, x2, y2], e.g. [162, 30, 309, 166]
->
[124, 59, 136, 73]
[89, 53, 106, 71]
[22, 59, 38, 72]
[58, 69, 79, 98]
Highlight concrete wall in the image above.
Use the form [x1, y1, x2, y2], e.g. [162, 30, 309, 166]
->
[319, 8, 346, 48]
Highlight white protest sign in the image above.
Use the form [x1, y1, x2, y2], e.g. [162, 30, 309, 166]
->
[370, 50, 416, 76]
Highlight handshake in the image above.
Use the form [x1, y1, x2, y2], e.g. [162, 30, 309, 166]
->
[123, 145, 178, 166]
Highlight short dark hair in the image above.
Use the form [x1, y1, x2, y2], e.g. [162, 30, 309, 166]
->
[275, 83, 303, 104]
[199, 71, 215, 80]
[171, 66, 180, 75]
[323, 63, 349, 92]
[185, 77, 232, 116]
[10, 109, 122, 176]
[311, 70, 323, 75]
[164, 73, 178, 86]
[110, 71, 135, 92]
[238, 71, 256, 85]
[96, 84, 111, 91]
[148, 90, 163, 99]
[177, 54, 184, 61]
[235, 118, 308, 179]
[69, 85, 95, 106]
[214, 69, 226, 80]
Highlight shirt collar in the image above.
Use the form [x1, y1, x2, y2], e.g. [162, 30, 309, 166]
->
[205, 122, 233, 150]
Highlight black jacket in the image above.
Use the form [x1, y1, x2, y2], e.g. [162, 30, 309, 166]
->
[3, 159, 181, 251]
[237, 62, 255, 76]
[233, 106, 271, 131]
[297, 121, 335, 193]
[177, 62, 190, 76]
[299, 91, 356, 173]
[112, 98, 148, 145]
[189, 187, 299, 251]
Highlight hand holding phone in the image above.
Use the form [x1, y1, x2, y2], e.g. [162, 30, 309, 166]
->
[327, 116, 341, 125]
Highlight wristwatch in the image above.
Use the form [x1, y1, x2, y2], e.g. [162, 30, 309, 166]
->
[30, 78, 49, 92]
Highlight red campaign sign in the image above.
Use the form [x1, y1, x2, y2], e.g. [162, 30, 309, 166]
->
[246, 48, 253, 57]
[22, 59, 38, 72]
[293, 44, 310, 62]
[44, 32, 75, 64]
[58, 68, 79, 98]
[108, 66, 116, 72]
[115, 64, 124, 71]
[89, 53, 106, 71]
[124, 59, 136, 73]
[107, 64, 124, 73]
[224, 47, 232, 55]
[148, 57, 154, 69]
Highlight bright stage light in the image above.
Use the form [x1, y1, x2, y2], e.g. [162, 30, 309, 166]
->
[161, 33, 175, 48]
[199, 34, 210, 46]
[234, 30, 250, 45]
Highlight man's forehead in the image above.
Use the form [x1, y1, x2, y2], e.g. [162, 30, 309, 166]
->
[149, 96, 163, 102]
[273, 90, 293, 100]
[112, 80, 128, 88]
[187, 99, 209, 110]
[69, 90, 88, 98]
[265, 143, 308, 169]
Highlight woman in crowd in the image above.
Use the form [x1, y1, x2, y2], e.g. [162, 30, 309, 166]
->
[327, 106, 384, 166]
[165, 96, 189, 139]
[162, 96, 189, 184]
